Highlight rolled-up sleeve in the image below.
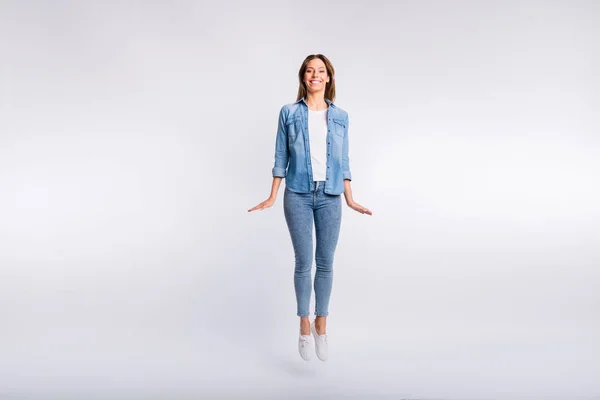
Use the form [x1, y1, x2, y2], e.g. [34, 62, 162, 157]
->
[342, 114, 352, 181]
[272, 106, 289, 178]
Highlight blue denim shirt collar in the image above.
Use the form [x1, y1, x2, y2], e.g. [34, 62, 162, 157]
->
[294, 97, 337, 109]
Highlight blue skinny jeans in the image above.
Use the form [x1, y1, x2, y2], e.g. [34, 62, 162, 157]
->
[283, 181, 342, 317]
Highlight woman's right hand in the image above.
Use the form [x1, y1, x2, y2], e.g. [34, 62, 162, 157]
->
[248, 197, 276, 212]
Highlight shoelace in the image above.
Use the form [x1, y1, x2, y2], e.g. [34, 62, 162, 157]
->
[299, 335, 311, 347]
[313, 329, 328, 344]
[313, 326, 328, 343]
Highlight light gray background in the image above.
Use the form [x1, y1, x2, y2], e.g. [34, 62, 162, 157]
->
[1, 1, 599, 399]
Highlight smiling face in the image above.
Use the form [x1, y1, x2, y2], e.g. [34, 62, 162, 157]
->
[304, 58, 330, 94]
[296, 54, 336, 103]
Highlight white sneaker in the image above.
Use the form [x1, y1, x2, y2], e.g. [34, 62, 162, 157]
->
[298, 329, 312, 361]
[310, 321, 328, 362]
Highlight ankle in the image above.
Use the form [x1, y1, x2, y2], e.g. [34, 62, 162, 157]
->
[314, 316, 326, 325]
[299, 317, 310, 331]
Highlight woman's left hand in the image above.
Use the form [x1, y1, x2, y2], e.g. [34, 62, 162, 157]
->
[347, 201, 372, 215]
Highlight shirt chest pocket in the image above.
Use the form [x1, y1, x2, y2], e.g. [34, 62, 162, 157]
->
[286, 116, 303, 144]
[332, 118, 346, 138]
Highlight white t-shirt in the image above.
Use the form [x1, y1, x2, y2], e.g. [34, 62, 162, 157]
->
[308, 108, 328, 181]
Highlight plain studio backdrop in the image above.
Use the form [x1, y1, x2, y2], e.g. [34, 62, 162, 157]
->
[1, 1, 599, 399]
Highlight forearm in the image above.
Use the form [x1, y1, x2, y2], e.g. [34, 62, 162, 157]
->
[343, 179, 354, 205]
[269, 177, 284, 200]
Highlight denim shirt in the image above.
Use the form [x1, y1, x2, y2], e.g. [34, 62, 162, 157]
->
[272, 97, 352, 195]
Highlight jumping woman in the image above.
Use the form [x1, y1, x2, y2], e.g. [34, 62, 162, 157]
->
[249, 54, 372, 361]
